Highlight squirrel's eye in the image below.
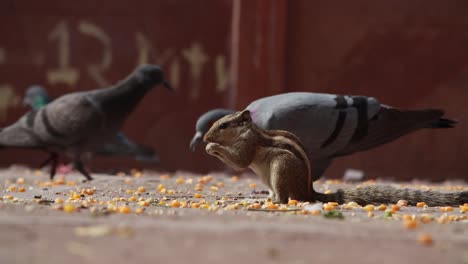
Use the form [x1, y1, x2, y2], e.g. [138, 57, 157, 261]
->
[219, 123, 228, 129]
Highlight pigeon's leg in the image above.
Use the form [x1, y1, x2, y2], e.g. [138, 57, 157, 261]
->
[49, 154, 59, 180]
[38, 152, 58, 169]
[73, 159, 93, 181]
[38, 152, 59, 180]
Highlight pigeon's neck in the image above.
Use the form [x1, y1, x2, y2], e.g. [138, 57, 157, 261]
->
[32, 96, 49, 110]
[95, 77, 153, 120]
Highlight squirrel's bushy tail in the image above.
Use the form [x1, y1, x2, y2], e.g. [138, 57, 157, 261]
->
[314, 185, 468, 206]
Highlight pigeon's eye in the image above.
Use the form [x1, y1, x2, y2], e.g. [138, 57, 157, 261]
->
[219, 123, 228, 129]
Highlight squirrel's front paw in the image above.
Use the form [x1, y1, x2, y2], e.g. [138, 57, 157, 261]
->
[205, 142, 221, 155]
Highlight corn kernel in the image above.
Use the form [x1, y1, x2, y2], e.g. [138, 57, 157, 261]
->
[249, 183, 257, 189]
[167, 189, 175, 195]
[419, 214, 433, 224]
[160, 174, 170, 179]
[367, 212, 374, 217]
[135, 207, 144, 214]
[460, 205, 468, 213]
[397, 200, 408, 207]
[231, 176, 239, 182]
[266, 203, 278, 210]
[126, 189, 134, 195]
[16, 178, 25, 185]
[437, 214, 449, 224]
[191, 203, 200, 208]
[7, 185, 17, 192]
[124, 178, 132, 184]
[194, 184, 203, 191]
[440, 206, 454, 212]
[119, 206, 131, 214]
[310, 210, 321, 216]
[159, 188, 166, 194]
[119, 197, 127, 202]
[363, 205, 375, 211]
[54, 177, 65, 185]
[328, 202, 339, 207]
[248, 203, 262, 209]
[288, 200, 299, 206]
[55, 198, 64, 204]
[323, 204, 335, 211]
[66, 181, 76, 186]
[137, 186, 146, 193]
[129, 196, 137, 202]
[403, 214, 415, 221]
[157, 184, 165, 191]
[418, 233, 433, 246]
[63, 204, 76, 213]
[137, 201, 149, 207]
[202, 175, 214, 183]
[133, 171, 142, 178]
[176, 177, 185, 184]
[85, 189, 95, 195]
[324, 190, 332, 194]
[404, 219, 419, 229]
[3, 195, 14, 200]
[171, 200, 181, 208]
[416, 202, 426, 208]
[18, 187, 26, 192]
[378, 204, 387, 211]
[391, 205, 401, 212]
[210, 186, 218, 192]
[194, 193, 202, 199]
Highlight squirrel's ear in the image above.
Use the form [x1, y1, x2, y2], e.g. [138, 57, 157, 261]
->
[240, 110, 252, 122]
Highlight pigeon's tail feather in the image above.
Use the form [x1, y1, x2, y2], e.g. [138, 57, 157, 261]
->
[336, 107, 454, 156]
[133, 144, 160, 163]
[428, 117, 458, 128]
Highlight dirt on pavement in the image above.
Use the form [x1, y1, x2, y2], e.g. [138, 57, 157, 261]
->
[0, 166, 467, 264]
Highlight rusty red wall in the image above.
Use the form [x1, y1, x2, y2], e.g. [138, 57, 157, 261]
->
[0, 0, 233, 173]
[284, 1, 468, 180]
[0, 0, 467, 180]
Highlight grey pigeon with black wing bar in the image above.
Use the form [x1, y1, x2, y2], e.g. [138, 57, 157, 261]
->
[0, 64, 171, 180]
[23, 85, 159, 163]
[190, 92, 457, 180]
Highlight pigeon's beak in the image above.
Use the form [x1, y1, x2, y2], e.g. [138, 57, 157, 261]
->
[163, 80, 174, 91]
[189, 132, 203, 152]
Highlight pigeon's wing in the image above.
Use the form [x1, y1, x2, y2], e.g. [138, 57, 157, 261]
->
[0, 112, 44, 148]
[247, 92, 381, 160]
[93, 132, 158, 162]
[32, 92, 107, 146]
[335, 106, 445, 156]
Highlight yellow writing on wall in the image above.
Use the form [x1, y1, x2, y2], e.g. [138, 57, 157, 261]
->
[215, 55, 229, 92]
[47, 21, 80, 86]
[2, 21, 231, 98]
[182, 42, 209, 100]
[79, 21, 112, 87]
[0, 85, 19, 121]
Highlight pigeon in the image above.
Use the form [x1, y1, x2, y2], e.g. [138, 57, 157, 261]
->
[0, 64, 171, 180]
[190, 92, 457, 180]
[23, 85, 159, 163]
[23, 85, 52, 110]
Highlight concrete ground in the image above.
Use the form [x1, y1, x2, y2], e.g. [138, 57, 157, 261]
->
[0, 166, 467, 264]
